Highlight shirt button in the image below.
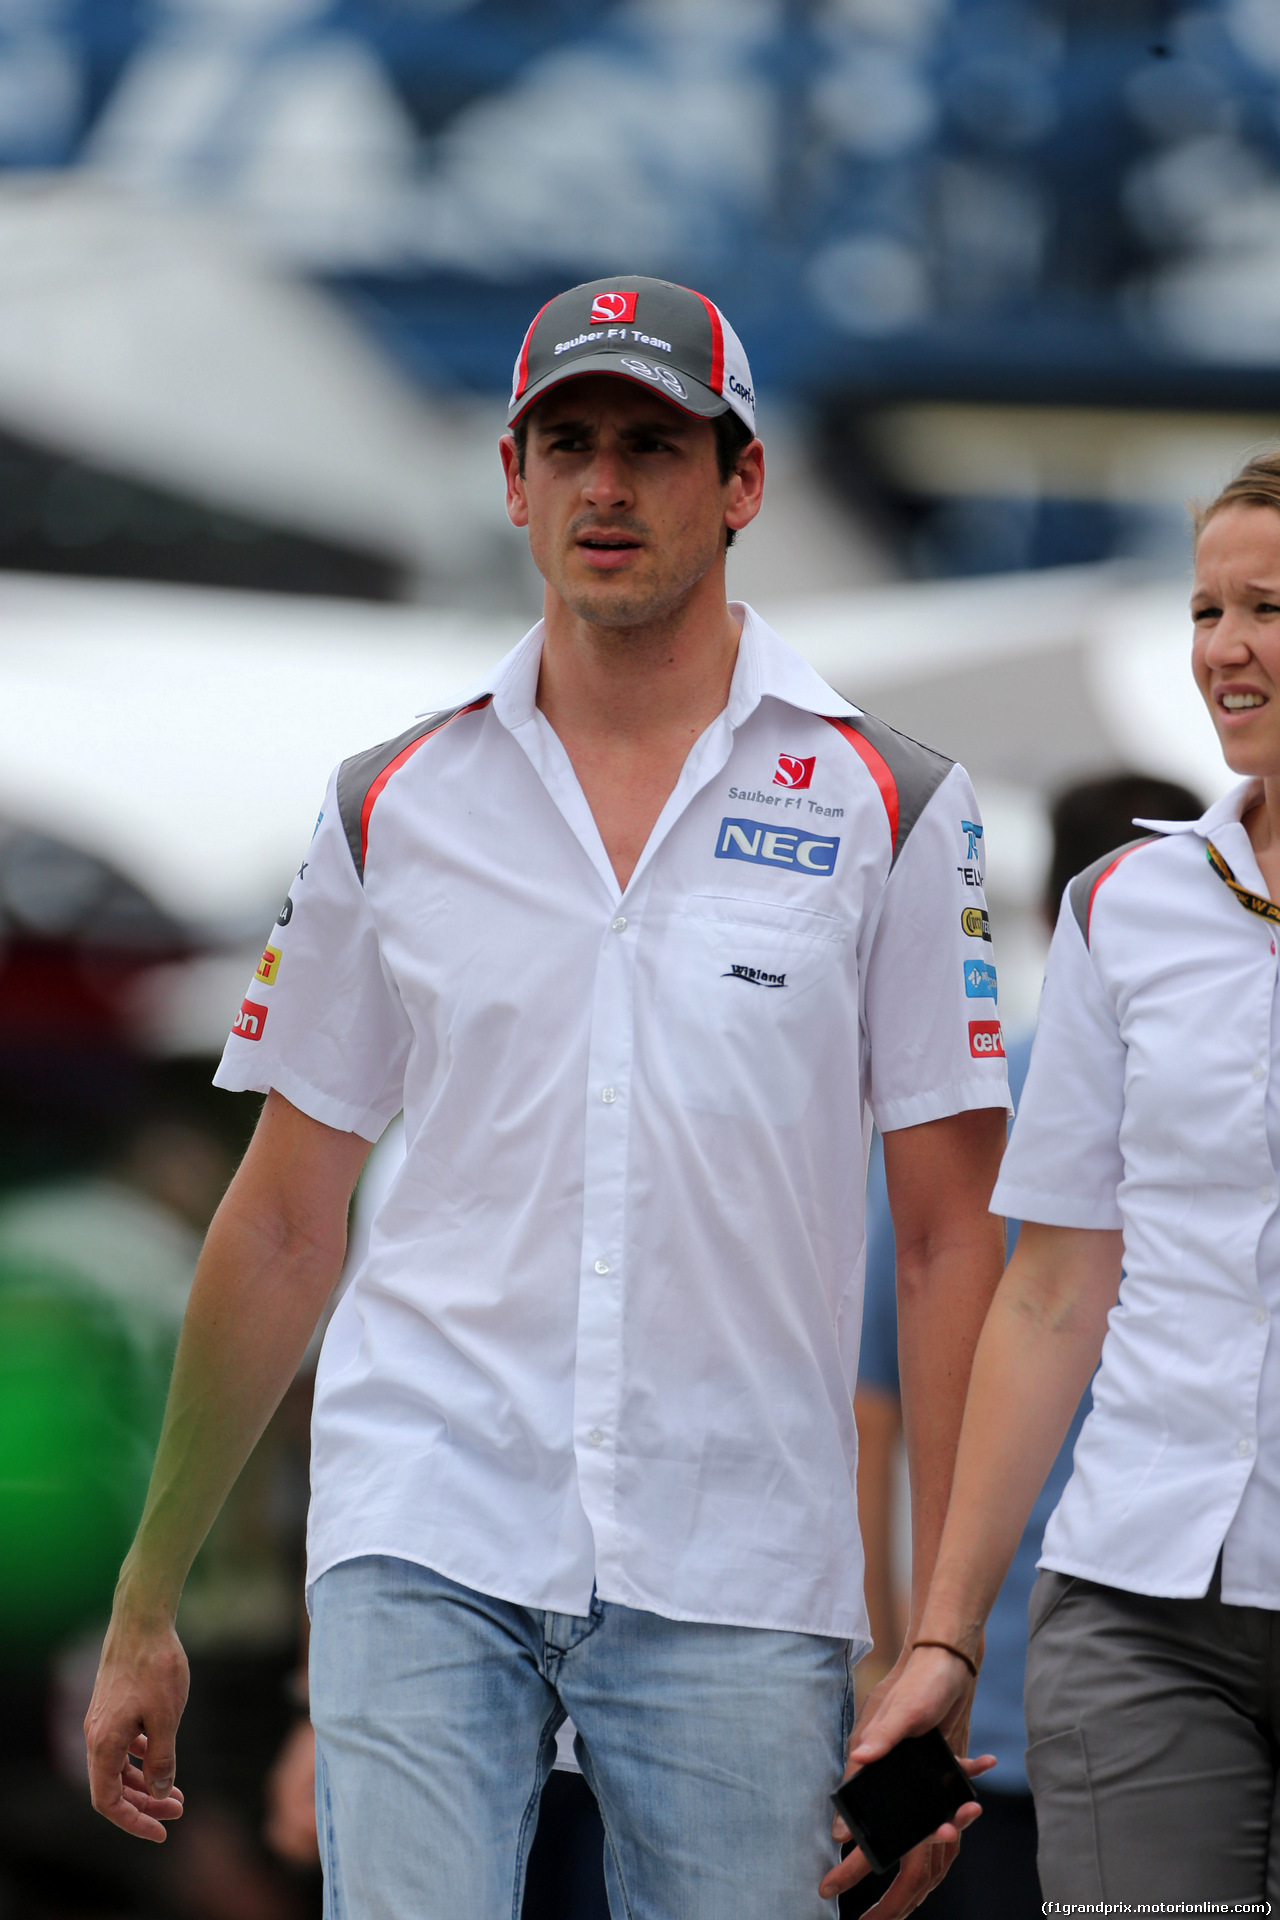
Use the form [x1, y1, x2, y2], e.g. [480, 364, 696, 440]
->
[1262, 1187, 1275, 1205]
[594, 1258, 611, 1275]
[587, 1428, 606, 1447]
[1254, 1064, 1266, 1082]
[601, 1086, 617, 1104]
[611, 916, 627, 932]
[1256, 1304, 1270, 1326]
[1238, 1438, 1254, 1457]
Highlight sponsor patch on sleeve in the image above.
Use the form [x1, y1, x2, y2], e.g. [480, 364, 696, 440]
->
[963, 958, 998, 999]
[961, 906, 991, 940]
[969, 1019, 1004, 1058]
[233, 998, 268, 1042]
[255, 944, 281, 986]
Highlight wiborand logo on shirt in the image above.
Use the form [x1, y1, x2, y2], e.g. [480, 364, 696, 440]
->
[722, 963, 787, 987]
[715, 817, 840, 876]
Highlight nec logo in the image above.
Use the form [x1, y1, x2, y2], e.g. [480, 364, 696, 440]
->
[233, 997, 268, 1042]
[969, 1020, 1004, 1058]
[590, 290, 637, 323]
[715, 816, 839, 876]
[773, 754, 815, 789]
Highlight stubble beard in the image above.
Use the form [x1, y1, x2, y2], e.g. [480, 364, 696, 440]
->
[551, 527, 723, 642]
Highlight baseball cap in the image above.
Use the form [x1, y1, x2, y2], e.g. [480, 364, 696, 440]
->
[508, 276, 756, 436]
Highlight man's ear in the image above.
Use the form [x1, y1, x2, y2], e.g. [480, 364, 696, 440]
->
[500, 433, 529, 529]
[724, 437, 765, 538]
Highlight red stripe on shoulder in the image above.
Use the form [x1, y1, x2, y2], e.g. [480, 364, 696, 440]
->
[823, 715, 900, 850]
[1086, 841, 1147, 938]
[359, 697, 490, 871]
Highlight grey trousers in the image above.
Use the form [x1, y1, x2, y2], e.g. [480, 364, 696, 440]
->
[1025, 1564, 1280, 1905]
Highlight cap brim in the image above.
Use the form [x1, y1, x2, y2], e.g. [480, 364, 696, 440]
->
[508, 351, 733, 428]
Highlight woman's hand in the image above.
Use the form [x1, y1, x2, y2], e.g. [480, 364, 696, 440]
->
[818, 1645, 995, 1916]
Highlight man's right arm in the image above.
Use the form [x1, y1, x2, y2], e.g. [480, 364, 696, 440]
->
[85, 1089, 371, 1840]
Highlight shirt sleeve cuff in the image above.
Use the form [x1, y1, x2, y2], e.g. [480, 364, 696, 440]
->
[211, 1056, 397, 1144]
[873, 1075, 1014, 1133]
[989, 1179, 1122, 1230]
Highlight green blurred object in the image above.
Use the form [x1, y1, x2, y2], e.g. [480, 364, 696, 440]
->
[0, 1257, 163, 1653]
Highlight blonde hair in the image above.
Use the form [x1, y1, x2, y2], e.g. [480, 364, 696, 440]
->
[1195, 448, 1280, 540]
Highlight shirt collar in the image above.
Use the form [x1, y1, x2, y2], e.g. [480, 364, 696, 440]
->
[1134, 779, 1260, 841]
[456, 601, 860, 736]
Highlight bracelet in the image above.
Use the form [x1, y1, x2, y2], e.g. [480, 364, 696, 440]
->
[911, 1638, 979, 1679]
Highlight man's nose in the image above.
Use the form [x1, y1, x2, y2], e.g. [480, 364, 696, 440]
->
[581, 449, 632, 507]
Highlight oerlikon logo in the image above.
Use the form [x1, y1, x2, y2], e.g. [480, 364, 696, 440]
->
[234, 998, 268, 1042]
[590, 290, 638, 324]
[773, 754, 815, 790]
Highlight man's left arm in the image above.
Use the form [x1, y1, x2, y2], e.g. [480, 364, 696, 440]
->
[885, 1108, 1007, 1667]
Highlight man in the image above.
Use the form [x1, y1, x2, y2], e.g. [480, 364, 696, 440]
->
[85, 276, 1008, 1919]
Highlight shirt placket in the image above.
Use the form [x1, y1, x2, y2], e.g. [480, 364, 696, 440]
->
[571, 863, 653, 1580]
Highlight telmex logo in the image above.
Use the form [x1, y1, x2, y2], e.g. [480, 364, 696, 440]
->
[590, 290, 637, 324]
[969, 1020, 1004, 1058]
[715, 816, 839, 876]
[961, 907, 991, 940]
[234, 997, 268, 1042]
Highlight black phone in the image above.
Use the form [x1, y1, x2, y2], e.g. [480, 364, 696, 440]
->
[830, 1728, 972, 1876]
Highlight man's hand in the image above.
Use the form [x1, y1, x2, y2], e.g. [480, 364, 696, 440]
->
[818, 1645, 994, 1915]
[85, 1608, 189, 1841]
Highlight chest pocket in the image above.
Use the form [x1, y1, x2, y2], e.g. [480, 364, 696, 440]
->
[647, 893, 849, 1127]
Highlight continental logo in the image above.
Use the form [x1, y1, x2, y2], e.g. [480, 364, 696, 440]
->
[255, 944, 281, 986]
[715, 816, 839, 877]
[961, 907, 991, 941]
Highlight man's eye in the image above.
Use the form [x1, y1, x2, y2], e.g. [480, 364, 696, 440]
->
[1192, 606, 1220, 622]
[1259, 602, 1280, 615]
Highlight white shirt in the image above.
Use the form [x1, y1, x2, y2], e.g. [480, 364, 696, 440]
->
[994, 779, 1280, 1606]
[215, 604, 1009, 1640]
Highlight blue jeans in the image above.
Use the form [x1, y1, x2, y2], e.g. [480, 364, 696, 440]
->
[310, 1556, 855, 1920]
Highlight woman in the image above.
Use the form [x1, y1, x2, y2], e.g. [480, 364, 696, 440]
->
[834, 453, 1280, 1915]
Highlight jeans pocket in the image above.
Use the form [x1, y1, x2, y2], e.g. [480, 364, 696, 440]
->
[1025, 1726, 1104, 1902]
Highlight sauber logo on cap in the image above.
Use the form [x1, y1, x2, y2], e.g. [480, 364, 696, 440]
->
[590, 291, 637, 324]
[969, 1019, 1004, 1058]
[773, 754, 815, 790]
[234, 998, 268, 1042]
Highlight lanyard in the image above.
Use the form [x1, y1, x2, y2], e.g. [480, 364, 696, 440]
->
[1206, 839, 1280, 928]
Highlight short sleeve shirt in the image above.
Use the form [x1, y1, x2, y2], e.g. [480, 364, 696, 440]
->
[216, 604, 1010, 1640]
[993, 781, 1280, 1605]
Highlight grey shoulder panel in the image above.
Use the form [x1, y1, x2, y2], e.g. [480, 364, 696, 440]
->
[837, 711, 954, 868]
[336, 697, 491, 882]
[1067, 835, 1161, 946]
